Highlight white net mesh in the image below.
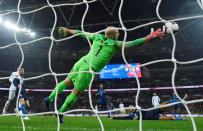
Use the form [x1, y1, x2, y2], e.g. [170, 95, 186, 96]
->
[0, 0, 203, 131]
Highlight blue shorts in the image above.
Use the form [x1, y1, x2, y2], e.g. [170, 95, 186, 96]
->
[168, 100, 181, 109]
[173, 104, 180, 109]
[99, 98, 109, 108]
[142, 109, 162, 120]
[151, 109, 162, 120]
[15, 87, 28, 101]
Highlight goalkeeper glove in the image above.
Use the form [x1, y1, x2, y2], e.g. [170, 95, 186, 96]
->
[58, 27, 68, 36]
[146, 28, 164, 40]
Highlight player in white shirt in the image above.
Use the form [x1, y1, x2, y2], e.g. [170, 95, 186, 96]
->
[119, 102, 124, 116]
[152, 92, 160, 107]
[3, 68, 23, 114]
[3, 67, 30, 119]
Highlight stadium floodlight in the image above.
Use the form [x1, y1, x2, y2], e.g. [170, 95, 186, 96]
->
[4, 21, 21, 32]
[4, 21, 12, 28]
[30, 32, 36, 37]
[20, 28, 27, 32]
[3, 20, 35, 34]
[11, 25, 20, 32]
[25, 29, 31, 33]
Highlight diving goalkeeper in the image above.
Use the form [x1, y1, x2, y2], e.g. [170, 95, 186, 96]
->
[44, 26, 164, 123]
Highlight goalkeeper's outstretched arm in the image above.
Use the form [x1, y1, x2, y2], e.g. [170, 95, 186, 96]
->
[58, 27, 95, 40]
[115, 28, 164, 49]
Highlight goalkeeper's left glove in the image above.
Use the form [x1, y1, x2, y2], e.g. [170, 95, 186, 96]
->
[58, 27, 68, 36]
[146, 28, 164, 40]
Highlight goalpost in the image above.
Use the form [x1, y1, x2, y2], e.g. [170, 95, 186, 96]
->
[0, 0, 203, 131]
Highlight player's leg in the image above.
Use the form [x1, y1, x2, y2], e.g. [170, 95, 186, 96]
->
[174, 106, 178, 118]
[107, 105, 111, 118]
[55, 87, 80, 123]
[18, 90, 29, 120]
[120, 109, 123, 116]
[58, 65, 93, 123]
[48, 78, 73, 102]
[43, 59, 83, 110]
[58, 67, 92, 113]
[98, 99, 102, 110]
[3, 99, 11, 114]
[159, 116, 175, 120]
[59, 62, 92, 112]
[59, 87, 80, 113]
[177, 106, 181, 117]
[159, 101, 181, 118]
[158, 101, 169, 106]
[104, 100, 111, 118]
[100, 99, 105, 110]
[18, 98, 28, 119]
[44, 77, 73, 111]
[3, 89, 15, 114]
[25, 100, 30, 109]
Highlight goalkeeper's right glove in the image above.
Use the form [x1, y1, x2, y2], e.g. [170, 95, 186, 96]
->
[58, 27, 68, 36]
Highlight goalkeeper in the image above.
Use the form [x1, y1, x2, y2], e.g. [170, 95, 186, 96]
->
[44, 26, 164, 123]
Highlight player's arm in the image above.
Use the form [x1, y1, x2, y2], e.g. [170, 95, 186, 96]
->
[152, 97, 154, 105]
[96, 90, 100, 96]
[183, 94, 188, 100]
[115, 28, 164, 49]
[9, 72, 16, 83]
[13, 78, 20, 88]
[96, 92, 100, 96]
[58, 27, 95, 40]
[152, 96, 155, 105]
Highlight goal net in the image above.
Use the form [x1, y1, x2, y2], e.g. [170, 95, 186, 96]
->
[0, 0, 203, 131]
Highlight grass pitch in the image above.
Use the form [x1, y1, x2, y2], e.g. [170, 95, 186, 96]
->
[0, 115, 203, 131]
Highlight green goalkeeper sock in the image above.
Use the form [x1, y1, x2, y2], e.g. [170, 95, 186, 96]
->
[59, 93, 77, 113]
[49, 81, 67, 102]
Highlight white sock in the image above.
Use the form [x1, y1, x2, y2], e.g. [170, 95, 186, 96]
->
[4, 101, 10, 110]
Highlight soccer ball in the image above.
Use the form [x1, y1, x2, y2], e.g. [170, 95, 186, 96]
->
[164, 21, 179, 34]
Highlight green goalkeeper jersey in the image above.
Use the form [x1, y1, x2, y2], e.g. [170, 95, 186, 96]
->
[75, 30, 145, 72]
[82, 34, 118, 72]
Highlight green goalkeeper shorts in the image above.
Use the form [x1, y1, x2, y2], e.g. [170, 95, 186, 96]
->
[68, 57, 94, 92]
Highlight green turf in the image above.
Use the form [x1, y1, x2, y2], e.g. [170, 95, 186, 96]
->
[0, 116, 202, 131]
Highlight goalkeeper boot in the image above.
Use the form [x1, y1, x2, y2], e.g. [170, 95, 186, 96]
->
[43, 97, 51, 111]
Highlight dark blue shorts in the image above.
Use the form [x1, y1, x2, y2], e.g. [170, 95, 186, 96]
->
[15, 87, 28, 101]
[142, 109, 161, 120]
[151, 109, 161, 120]
[173, 104, 180, 109]
[99, 98, 109, 108]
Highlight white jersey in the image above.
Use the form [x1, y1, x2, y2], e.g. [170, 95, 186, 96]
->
[9, 72, 21, 90]
[152, 96, 160, 107]
[119, 103, 124, 111]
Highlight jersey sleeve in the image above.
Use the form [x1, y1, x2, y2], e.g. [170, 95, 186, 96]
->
[75, 30, 96, 40]
[115, 38, 144, 49]
[9, 72, 17, 83]
[13, 78, 20, 87]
